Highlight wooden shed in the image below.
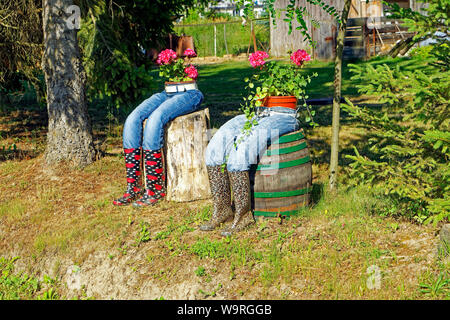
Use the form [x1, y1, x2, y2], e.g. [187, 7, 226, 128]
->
[270, 0, 421, 59]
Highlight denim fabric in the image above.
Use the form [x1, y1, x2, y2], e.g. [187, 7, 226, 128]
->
[123, 89, 204, 150]
[205, 108, 299, 172]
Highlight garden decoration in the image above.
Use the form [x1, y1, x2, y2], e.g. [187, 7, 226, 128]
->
[113, 47, 204, 208]
[201, 50, 318, 234]
[240, 49, 318, 135]
[157, 48, 199, 92]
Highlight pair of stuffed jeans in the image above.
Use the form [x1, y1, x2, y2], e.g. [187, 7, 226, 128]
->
[205, 107, 300, 172]
[123, 89, 204, 150]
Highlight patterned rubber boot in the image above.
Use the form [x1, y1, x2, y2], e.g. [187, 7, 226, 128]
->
[199, 166, 234, 231]
[221, 170, 255, 236]
[113, 148, 144, 206]
[132, 149, 166, 208]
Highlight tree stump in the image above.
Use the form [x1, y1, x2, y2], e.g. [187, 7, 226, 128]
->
[145, 108, 211, 202]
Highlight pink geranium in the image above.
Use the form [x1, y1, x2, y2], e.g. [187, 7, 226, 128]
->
[183, 48, 197, 57]
[184, 65, 198, 80]
[290, 49, 311, 66]
[248, 50, 269, 68]
[156, 49, 177, 65]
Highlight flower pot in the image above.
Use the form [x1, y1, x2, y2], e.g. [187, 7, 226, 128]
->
[263, 96, 298, 110]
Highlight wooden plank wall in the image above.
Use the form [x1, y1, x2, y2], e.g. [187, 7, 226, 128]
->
[269, 0, 409, 60]
[270, 0, 345, 58]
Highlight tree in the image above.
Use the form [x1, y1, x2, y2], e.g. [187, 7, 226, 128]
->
[0, 0, 44, 104]
[2, 0, 213, 167]
[341, 0, 450, 224]
[42, 0, 96, 167]
[78, 0, 213, 114]
[329, 0, 351, 192]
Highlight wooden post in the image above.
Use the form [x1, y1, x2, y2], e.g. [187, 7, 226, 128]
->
[214, 24, 217, 57]
[329, 0, 352, 192]
[366, 25, 370, 58]
[312, 26, 316, 59]
[251, 20, 257, 53]
[372, 28, 376, 56]
[224, 24, 229, 55]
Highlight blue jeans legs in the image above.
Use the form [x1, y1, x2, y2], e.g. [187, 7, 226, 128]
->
[205, 112, 299, 172]
[123, 90, 204, 150]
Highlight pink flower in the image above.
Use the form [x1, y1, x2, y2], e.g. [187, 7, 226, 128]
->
[183, 48, 197, 57]
[290, 49, 311, 66]
[249, 51, 269, 68]
[184, 65, 198, 80]
[156, 49, 177, 65]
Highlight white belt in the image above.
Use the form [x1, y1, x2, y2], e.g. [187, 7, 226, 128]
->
[165, 82, 198, 93]
[257, 108, 297, 118]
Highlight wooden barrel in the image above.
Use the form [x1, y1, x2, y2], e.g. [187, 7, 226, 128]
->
[249, 129, 312, 218]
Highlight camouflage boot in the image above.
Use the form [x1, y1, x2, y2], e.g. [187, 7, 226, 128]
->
[199, 166, 234, 231]
[221, 170, 255, 236]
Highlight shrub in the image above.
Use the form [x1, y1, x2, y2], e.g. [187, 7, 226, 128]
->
[342, 60, 449, 224]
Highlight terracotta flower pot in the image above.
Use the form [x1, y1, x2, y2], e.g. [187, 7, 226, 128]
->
[263, 96, 298, 110]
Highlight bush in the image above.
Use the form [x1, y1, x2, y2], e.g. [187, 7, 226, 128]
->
[342, 59, 449, 224]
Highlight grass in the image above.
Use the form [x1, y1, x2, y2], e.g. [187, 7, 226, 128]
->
[174, 19, 270, 58]
[0, 55, 448, 300]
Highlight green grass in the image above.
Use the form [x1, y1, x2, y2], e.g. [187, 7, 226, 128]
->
[174, 19, 270, 57]
[0, 257, 61, 300]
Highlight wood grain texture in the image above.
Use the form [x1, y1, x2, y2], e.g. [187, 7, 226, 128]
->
[163, 108, 211, 202]
[143, 108, 211, 202]
[250, 130, 312, 217]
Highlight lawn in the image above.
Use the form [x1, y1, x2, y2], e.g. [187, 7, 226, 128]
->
[0, 56, 448, 300]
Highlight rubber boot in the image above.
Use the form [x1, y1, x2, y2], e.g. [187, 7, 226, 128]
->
[133, 149, 166, 208]
[221, 170, 255, 236]
[113, 148, 144, 206]
[199, 165, 234, 231]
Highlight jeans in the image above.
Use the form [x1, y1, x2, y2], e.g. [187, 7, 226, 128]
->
[123, 90, 204, 150]
[205, 107, 300, 172]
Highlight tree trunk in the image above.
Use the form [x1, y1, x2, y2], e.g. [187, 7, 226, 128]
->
[42, 0, 96, 168]
[388, 35, 417, 58]
[163, 108, 211, 202]
[329, 0, 351, 192]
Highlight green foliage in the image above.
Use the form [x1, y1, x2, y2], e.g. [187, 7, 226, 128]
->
[235, 0, 340, 47]
[158, 54, 197, 82]
[135, 221, 151, 247]
[418, 271, 449, 298]
[384, 0, 450, 67]
[78, 0, 211, 115]
[342, 1, 450, 225]
[174, 20, 270, 57]
[409, 45, 434, 60]
[342, 61, 449, 224]
[240, 53, 318, 138]
[0, 256, 61, 300]
[0, 257, 39, 300]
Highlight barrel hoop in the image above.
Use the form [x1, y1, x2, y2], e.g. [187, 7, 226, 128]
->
[273, 131, 305, 144]
[253, 186, 312, 198]
[264, 141, 307, 156]
[256, 155, 310, 171]
[253, 210, 300, 217]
